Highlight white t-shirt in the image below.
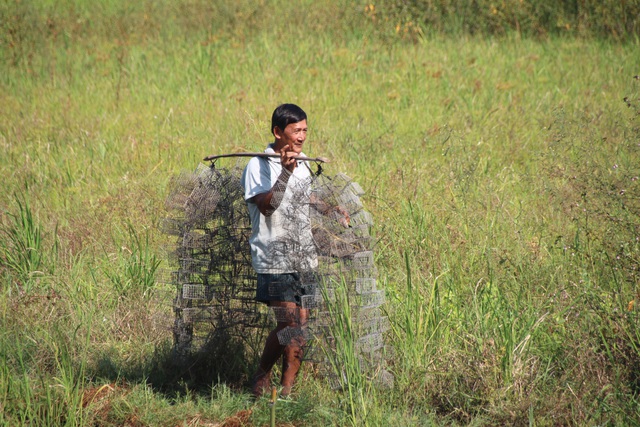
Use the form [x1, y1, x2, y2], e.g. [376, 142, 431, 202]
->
[241, 145, 318, 274]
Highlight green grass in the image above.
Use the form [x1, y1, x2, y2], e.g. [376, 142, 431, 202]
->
[1, 0, 640, 425]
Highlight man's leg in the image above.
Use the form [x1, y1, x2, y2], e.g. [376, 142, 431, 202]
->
[252, 325, 285, 397]
[275, 302, 308, 397]
[252, 301, 305, 397]
[281, 334, 305, 396]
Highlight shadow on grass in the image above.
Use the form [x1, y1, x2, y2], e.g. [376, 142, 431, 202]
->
[92, 328, 256, 398]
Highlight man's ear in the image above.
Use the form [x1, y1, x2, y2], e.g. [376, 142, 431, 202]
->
[273, 126, 283, 140]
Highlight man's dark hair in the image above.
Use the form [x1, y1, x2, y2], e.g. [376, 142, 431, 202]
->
[271, 104, 307, 136]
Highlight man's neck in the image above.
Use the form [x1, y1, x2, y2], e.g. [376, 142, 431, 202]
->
[271, 140, 287, 153]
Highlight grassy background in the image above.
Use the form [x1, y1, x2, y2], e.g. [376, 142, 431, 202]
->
[1, 0, 640, 425]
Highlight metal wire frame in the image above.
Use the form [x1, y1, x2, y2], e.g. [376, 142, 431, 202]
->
[163, 162, 393, 388]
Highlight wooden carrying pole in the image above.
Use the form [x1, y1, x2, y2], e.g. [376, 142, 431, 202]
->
[203, 152, 329, 163]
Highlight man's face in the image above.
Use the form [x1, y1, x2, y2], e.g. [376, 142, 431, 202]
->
[276, 119, 307, 154]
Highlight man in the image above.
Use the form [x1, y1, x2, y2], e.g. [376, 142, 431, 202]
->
[241, 103, 322, 398]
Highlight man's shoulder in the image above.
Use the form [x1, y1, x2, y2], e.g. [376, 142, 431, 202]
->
[245, 155, 269, 170]
[294, 160, 313, 177]
[242, 155, 273, 190]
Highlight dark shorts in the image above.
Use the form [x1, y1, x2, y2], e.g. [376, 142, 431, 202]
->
[256, 273, 317, 305]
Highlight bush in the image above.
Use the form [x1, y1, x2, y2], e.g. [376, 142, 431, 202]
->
[371, 0, 640, 40]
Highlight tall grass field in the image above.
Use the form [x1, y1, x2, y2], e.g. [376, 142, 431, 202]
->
[1, 0, 640, 425]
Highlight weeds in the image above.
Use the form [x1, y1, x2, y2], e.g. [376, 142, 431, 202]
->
[391, 252, 446, 371]
[320, 275, 372, 426]
[0, 317, 92, 426]
[103, 222, 160, 299]
[535, 77, 640, 422]
[0, 195, 55, 295]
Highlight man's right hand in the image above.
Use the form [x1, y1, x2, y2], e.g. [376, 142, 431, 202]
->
[280, 144, 298, 173]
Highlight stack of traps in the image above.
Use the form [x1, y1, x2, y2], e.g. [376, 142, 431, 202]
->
[164, 164, 393, 388]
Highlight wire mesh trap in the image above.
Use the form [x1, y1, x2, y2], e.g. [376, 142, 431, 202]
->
[163, 160, 393, 389]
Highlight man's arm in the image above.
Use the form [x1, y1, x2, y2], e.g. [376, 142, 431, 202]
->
[249, 168, 292, 217]
[311, 194, 350, 228]
[249, 144, 301, 217]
